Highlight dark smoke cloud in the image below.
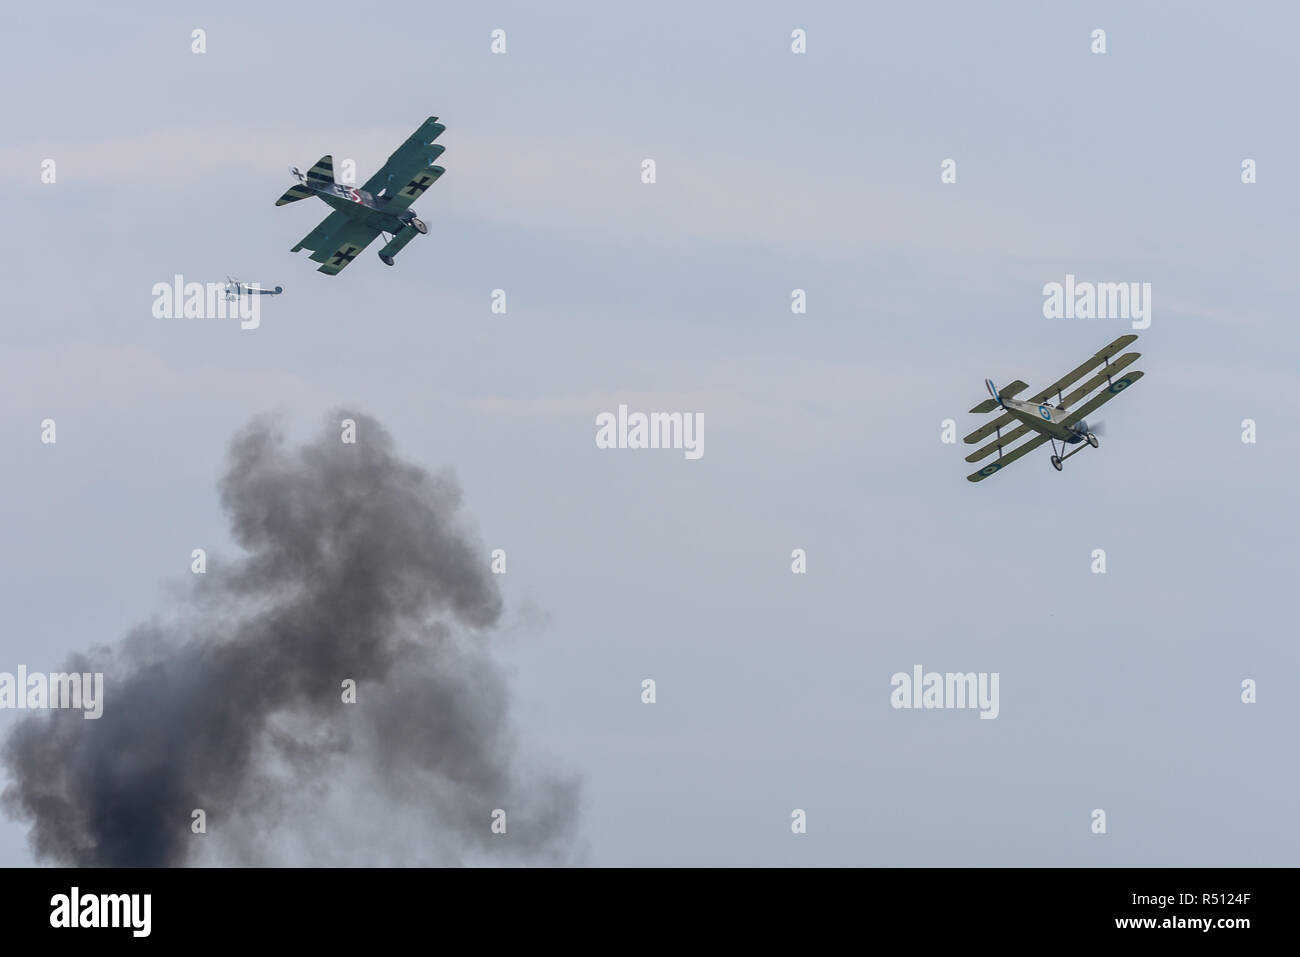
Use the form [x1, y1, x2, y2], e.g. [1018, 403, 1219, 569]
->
[3, 412, 581, 866]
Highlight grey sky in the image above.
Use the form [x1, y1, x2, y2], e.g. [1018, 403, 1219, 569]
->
[1, 0, 1296, 865]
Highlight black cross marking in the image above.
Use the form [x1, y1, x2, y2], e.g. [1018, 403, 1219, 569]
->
[331, 247, 358, 266]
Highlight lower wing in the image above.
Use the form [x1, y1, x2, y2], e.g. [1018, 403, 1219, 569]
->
[966, 434, 1050, 483]
[291, 212, 382, 276]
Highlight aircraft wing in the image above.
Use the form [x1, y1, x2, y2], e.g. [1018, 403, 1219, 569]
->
[966, 434, 1050, 483]
[1030, 334, 1138, 403]
[963, 411, 1016, 445]
[290, 209, 351, 255]
[966, 423, 1032, 463]
[1057, 352, 1139, 410]
[362, 116, 447, 214]
[310, 221, 382, 275]
[1060, 372, 1143, 428]
[289, 210, 381, 275]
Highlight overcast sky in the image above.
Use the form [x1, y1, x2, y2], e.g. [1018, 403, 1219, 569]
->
[1, 0, 1297, 865]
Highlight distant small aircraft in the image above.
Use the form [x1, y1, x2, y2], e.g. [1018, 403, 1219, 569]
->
[275, 116, 447, 275]
[964, 334, 1143, 482]
[223, 276, 283, 301]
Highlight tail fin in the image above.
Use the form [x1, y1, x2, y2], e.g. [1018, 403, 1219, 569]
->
[968, 380, 1003, 414]
[306, 154, 335, 185]
[275, 155, 334, 206]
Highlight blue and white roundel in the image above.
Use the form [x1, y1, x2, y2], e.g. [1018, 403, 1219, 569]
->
[1038, 405, 1052, 421]
[1108, 377, 1132, 393]
[979, 463, 1002, 476]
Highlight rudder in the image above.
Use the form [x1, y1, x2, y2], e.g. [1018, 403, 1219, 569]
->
[306, 154, 335, 185]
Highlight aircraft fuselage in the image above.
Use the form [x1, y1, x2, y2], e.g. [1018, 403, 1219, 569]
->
[309, 180, 414, 234]
[999, 396, 1088, 443]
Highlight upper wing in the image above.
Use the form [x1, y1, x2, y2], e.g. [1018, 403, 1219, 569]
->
[1029, 334, 1138, 403]
[966, 434, 1050, 483]
[1057, 352, 1139, 410]
[1060, 372, 1143, 427]
[362, 116, 447, 213]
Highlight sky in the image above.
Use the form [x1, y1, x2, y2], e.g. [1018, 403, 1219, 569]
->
[0, 0, 1297, 866]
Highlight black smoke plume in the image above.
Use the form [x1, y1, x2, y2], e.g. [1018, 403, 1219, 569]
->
[3, 412, 580, 865]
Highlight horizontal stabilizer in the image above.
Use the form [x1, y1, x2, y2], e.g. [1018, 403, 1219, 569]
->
[275, 183, 313, 206]
[970, 378, 1030, 413]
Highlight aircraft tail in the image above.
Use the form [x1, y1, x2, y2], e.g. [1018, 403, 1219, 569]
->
[275, 155, 334, 206]
[305, 154, 335, 185]
[275, 183, 313, 205]
[968, 379, 1003, 415]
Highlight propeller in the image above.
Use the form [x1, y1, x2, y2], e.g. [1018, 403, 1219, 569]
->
[1089, 420, 1106, 437]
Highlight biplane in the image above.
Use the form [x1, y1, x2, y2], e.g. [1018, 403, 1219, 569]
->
[276, 116, 447, 275]
[964, 334, 1143, 482]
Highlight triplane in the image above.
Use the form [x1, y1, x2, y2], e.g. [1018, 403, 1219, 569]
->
[276, 116, 447, 275]
[964, 334, 1143, 482]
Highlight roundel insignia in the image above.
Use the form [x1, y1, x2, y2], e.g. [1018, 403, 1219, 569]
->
[1108, 377, 1132, 393]
[1038, 405, 1052, 420]
[979, 463, 1001, 476]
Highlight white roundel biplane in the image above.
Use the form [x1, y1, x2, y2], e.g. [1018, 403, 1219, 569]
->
[964, 334, 1142, 483]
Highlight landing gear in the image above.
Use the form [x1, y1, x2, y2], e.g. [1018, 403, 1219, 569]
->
[1049, 430, 1099, 472]
[379, 253, 395, 266]
[410, 217, 428, 235]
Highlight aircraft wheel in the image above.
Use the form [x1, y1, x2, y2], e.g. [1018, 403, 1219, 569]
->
[1086, 432, 1099, 448]
[380, 253, 395, 266]
[411, 217, 429, 235]
[1051, 455, 1063, 471]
